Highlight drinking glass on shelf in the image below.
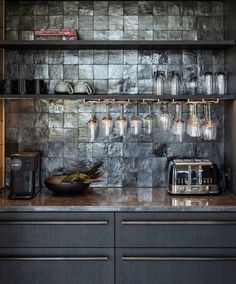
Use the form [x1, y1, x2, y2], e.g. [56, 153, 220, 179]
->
[201, 104, 217, 141]
[87, 104, 99, 142]
[204, 72, 214, 95]
[187, 73, 198, 96]
[130, 104, 142, 136]
[186, 104, 201, 137]
[215, 71, 227, 95]
[154, 71, 165, 96]
[101, 104, 113, 137]
[171, 103, 185, 142]
[159, 103, 171, 130]
[115, 104, 128, 137]
[170, 71, 181, 96]
[144, 103, 154, 135]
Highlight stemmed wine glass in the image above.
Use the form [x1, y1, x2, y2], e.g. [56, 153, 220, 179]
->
[144, 103, 154, 135]
[130, 104, 142, 136]
[201, 104, 217, 140]
[172, 103, 185, 142]
[115, 104, 128, 137]
[87, 104, 99, 142]
[101, 104, 113, 137]
[186, 103, 201, 137]
[159, 103, 171, 130]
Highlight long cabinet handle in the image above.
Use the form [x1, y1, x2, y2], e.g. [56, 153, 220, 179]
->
[0, 256, 109, 261]
[122, 256, 236, 261]
[121, 221, 236, 225]
[0, 221, 109, 225]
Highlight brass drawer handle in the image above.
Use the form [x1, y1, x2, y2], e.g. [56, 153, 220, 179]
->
[0, 221, 109, 225]
[122, 256, 236, 261]
[121, 221, 236, 225]
[0, 256, 109, 261]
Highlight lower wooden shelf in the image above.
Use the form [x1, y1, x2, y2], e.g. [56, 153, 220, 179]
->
[0, 94, 234, 101]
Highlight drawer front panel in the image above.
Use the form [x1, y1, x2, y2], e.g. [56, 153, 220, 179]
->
[116, 248, 236, 284]
[116, 213, 236, 248]
[0, 248, 114, 284]
[0, 213, 114, 248]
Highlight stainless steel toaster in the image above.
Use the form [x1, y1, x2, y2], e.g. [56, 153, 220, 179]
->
[168, 159, 220, 195]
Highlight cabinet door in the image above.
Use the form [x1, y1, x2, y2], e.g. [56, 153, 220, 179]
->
[0, 248, 114, 284]
[116, 248, 236, 284]
[0, 212, 114, 247]
[116, 212, 236, 247]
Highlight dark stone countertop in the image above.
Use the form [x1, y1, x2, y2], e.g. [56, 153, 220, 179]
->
[0, 187, 236, 212]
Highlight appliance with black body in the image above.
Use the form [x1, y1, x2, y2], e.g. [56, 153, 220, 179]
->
[9, 152, 40, 199]
[168, 159, 220, 195]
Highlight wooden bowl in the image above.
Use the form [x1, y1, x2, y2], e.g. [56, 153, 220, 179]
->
[44, 175, 91, 195]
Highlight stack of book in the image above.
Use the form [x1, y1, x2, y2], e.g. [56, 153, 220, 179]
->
[34, 29, 79, 40]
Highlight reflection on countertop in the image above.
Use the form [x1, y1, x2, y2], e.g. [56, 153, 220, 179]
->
[0, 187, 236, 212]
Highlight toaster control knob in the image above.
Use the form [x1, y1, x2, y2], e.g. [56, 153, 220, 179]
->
[179, 186, 186, 192]
[205, 186, 210, 192]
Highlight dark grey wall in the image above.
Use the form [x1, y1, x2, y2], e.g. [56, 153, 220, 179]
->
[4, 1, 225, 187]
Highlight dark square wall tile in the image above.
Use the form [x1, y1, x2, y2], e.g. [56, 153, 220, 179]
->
[63, 1, 79, 16]
[19, 16, 34, 30]
[153, 1, 168, 15]
[138, 1, 153, 15]
[48, 1, 63, 15]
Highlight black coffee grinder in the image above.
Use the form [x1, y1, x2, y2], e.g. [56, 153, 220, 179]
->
[9, 152, 40, 199]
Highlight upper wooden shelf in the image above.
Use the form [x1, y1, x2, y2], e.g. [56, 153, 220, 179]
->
[5, 0, 226, 1]
[0, 40, 234, 50]
[0, 94, 234, 101]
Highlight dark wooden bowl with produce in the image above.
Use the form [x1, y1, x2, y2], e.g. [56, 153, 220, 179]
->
[44, 160, 104, 195]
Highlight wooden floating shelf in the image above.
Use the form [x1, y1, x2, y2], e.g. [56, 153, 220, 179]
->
[0, 94, 234, 101]
[7, 0, 230, 2]
[0, 40, 234, 50]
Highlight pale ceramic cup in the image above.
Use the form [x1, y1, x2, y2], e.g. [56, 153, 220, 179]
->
[74, 81, 95, 95]
[54, 81, 74, 94]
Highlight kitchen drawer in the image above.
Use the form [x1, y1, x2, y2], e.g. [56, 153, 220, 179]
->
[116, 248, 236, 284]
[0, 212, 114, 248]
[116, 212, 236, 248]
[0, 248, 114, 284]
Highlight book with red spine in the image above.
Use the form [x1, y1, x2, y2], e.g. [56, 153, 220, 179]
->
[34, 28, 78, 36]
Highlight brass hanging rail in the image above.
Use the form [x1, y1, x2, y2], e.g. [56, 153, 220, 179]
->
[82, 98, 220, 105]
